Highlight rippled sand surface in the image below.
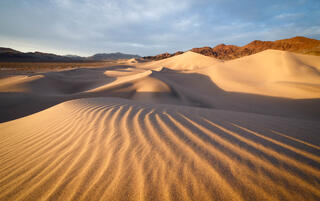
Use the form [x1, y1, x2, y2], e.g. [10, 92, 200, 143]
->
[1, 51, 320, 201]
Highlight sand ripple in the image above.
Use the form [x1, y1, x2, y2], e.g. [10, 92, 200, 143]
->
[0, 97, 319, 201]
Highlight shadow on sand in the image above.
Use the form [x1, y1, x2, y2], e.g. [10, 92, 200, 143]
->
[0, 66, 319, 122]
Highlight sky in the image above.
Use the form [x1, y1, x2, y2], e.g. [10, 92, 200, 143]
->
[0, 0, 320, 56]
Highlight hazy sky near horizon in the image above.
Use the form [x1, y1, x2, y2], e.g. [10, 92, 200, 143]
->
[0, 0, 320, 56]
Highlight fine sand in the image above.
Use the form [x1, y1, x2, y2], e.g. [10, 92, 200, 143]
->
[0, 50, 320, 201]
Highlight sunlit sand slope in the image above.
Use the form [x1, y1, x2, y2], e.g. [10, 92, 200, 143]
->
[140, 51, 221, 70]
[0, 98, 319, 201]
[195, 50, 320, 98]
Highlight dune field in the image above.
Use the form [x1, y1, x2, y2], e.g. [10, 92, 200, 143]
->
[0, 50, 320, 201]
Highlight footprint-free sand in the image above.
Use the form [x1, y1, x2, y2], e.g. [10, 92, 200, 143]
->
[1, 50, 320, 201]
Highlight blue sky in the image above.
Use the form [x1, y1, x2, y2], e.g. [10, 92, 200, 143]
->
[0, 0, 319, 56]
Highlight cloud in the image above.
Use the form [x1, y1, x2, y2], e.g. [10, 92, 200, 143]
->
[51, 0, 192, 23]
[274, 13, 303, 20]
[174, 15, 201, 31]
[0, 0, 319, 56]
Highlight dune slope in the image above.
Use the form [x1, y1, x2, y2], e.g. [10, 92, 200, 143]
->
[0, 98, 319, 201]
[140, 51, 221, 70]
[194, 49, 320, 98]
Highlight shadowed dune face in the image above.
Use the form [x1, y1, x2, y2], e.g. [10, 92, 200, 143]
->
[1, 63, 320, 122]
[0, 50, 320, 201]
[0, 98, 319, 201]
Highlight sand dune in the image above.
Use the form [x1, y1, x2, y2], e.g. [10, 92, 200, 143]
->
[0, 98, 319, 201]
[0, 50, 320, 201]
[194, 50, 320, 98]
[140, 51, 222, 70]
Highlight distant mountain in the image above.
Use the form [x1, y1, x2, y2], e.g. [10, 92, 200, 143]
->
[0, 49, 86, 62]
[0, 47, 21, 54]
[64, 55, 85, 59]
[144, 36, 320, 61]
[0, 49, 141, 62]
[88, 52, 141, 60]
[2, 36, 318, 62]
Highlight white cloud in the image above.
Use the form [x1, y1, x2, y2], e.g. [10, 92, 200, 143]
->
[274, 13, 303, 20]
[174, 15, 201, 31]
[51, 0, 192, 24]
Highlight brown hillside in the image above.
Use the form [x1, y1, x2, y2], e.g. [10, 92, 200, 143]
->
[144, 36, 320, 61]
[191, 36, 320, 60]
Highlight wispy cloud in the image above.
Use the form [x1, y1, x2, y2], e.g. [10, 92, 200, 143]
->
[0, 0, 319, 56]
[274, 13, 303, 20]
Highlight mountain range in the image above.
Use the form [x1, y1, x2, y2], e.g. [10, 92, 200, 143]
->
[143, 36, 320, 60]
[1, 36, 319, 62]
[0, 48, 140, 62]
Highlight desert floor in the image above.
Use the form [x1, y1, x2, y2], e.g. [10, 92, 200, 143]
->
[0, 50, 320, 201]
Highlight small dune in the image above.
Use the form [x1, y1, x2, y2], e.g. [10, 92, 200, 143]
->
[140, 51, 222, 70]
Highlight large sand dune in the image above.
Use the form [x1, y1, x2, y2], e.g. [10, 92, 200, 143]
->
[194, 50, 320, 98]
[0, 50, 320, 201]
